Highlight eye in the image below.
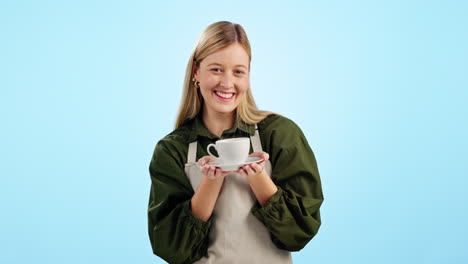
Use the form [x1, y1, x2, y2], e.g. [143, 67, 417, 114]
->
[235, 70, 245, 74]
[211, 68, 222, 73]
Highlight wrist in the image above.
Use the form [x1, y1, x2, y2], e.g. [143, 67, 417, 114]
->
[247, 170, 278, 207]
[247, 169, 269, 185]
[202, 174, 225, 184]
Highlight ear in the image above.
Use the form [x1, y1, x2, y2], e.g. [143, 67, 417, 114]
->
[193, 61, 200, 81]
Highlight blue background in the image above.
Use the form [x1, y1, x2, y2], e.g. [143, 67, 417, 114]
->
[1, 0, 467, 263]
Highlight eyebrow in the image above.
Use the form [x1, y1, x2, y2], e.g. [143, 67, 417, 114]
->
[207, 63, 248, 69]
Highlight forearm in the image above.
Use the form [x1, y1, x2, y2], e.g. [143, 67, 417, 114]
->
[248, 170, 278, 206]
[191, 176, 224, 221]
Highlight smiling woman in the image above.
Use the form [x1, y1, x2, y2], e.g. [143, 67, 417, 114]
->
[194, 43, 249, 116]
[147, 21, 324, 264]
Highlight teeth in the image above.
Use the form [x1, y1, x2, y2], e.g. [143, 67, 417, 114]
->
[215, 91, 234, 99]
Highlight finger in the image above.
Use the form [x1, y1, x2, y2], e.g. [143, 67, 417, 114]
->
[255, 160, 265, 167]
[214, 168, 222, 178]
[198, 157, 207, 166]
[202, 166, 214, 179]
[201, 165, 208, 175]
[217, 168, 231, 178]
[201, 164, 210, 173]
[249, 152, 269, 162]
[251, 163, 263, 173]
[210, 165, 218, 174]
[206, 165, 216, 178]
[198, 156, 213, 166]
[250, 162, 260, 173]
[243, 165, 255, 176]
[238, 168, 247, 178]
[249, 152, 263, 157]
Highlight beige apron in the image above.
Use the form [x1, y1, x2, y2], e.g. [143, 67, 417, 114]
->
[184, 124, 292, 264]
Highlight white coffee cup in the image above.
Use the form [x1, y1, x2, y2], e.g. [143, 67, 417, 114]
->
[207, 137, 250, 164]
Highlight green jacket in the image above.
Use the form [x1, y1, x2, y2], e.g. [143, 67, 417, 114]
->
[147, 113, 324, 264]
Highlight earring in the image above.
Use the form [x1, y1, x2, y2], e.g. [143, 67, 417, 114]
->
[192, 77, 200, 88]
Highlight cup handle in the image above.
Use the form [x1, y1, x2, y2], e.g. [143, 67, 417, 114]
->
[207, 144, 218, 158]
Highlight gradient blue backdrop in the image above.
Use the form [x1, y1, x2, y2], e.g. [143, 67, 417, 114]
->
[1, 0, 467, 263]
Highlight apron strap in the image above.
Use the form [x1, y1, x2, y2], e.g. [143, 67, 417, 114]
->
[187, 141, 197, 163]
[250, 124, 264, 153]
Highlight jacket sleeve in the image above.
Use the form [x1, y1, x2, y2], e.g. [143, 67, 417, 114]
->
[251, 124, 324, 251]
[147, 140, 212, 264]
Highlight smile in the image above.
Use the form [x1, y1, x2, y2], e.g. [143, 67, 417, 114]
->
[213, 90, 235, 101]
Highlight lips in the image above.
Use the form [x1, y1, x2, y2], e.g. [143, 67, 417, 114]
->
[213, 90, 235, 101]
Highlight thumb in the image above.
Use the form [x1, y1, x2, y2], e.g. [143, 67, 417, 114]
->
[198, 157, 208, 166]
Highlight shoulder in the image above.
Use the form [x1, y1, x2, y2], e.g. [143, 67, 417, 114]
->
[157, 127, 190, 150]
[256, 113, 310, 155]
[152, 125, 191, 163]
[258, 113, 304, 138]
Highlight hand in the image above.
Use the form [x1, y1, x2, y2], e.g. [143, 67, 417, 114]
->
[236, 152, 270, 179]
[198, 156, 232, 180]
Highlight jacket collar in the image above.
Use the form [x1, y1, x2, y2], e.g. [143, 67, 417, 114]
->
[188, 112, 255, 142]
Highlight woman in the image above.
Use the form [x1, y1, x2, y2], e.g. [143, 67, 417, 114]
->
[147, 21, 324, 264]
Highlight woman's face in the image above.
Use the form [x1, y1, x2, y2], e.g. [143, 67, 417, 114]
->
[194, 43, 250, 116]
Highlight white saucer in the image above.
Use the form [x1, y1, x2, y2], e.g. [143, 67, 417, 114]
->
[208, 157, 264, 171]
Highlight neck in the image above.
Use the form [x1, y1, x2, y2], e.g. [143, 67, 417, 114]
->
[202, 107, 235, 138]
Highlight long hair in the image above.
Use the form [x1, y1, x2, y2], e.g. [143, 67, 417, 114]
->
[174, 21, 278, 129]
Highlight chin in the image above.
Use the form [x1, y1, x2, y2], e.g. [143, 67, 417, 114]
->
[215, 108, 236, 114]
[213, 104, 238, 113]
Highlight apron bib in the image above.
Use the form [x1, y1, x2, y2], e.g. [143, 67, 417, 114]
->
[184, 125, 292, 264]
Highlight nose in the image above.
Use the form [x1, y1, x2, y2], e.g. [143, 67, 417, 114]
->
[219, 73, 235, 90]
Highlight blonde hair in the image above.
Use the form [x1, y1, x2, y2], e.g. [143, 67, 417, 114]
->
[174, 21, 278, 129]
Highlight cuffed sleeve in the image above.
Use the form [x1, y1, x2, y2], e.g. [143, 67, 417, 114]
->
[148, 140, 211, 264]
[251, 186, 323, 251]
[252, 118, 325, 251]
